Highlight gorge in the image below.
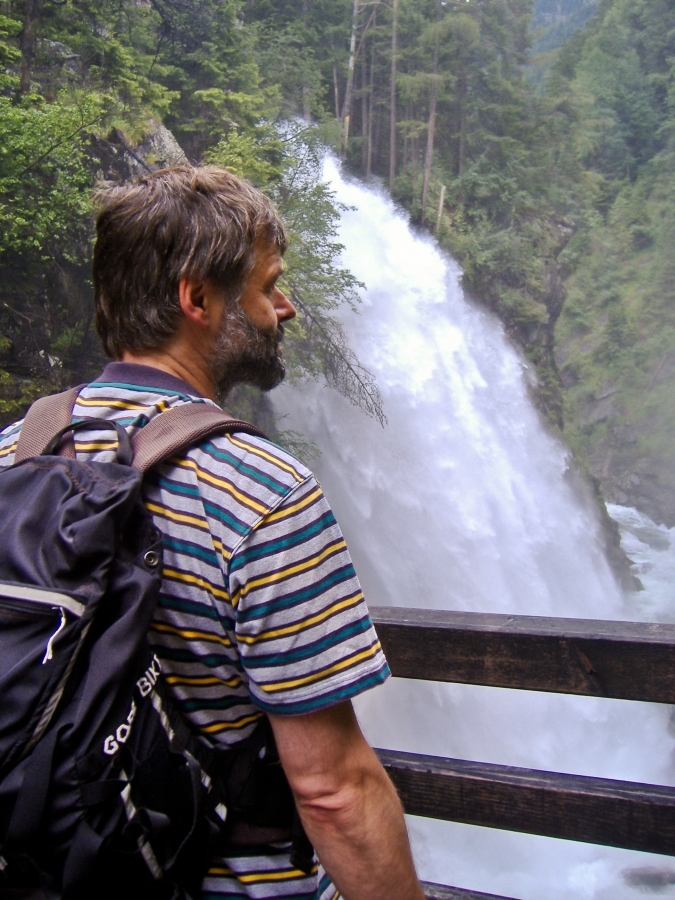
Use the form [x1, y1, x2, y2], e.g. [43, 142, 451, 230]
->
[274, 159, 675, 900]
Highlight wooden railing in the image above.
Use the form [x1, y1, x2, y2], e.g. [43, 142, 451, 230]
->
[369, 606, 675, 900]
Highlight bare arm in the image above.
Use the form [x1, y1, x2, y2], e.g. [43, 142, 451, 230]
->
[268, 701, 425, 900]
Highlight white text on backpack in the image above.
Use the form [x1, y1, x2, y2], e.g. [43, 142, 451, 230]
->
[137, 655, 161, 697]
[103, 700, 137, 756]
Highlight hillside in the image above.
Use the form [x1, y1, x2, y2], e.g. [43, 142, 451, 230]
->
[1, 0, 675, 528]
[556, 158, 675, 524]
[549, 0, 675, 524]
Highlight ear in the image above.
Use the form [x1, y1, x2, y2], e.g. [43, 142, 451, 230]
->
[178, 277, 222, 329]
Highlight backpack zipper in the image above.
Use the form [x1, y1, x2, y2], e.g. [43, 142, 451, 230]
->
[0, 597, 69, 664]
[42, 607, 67, 664]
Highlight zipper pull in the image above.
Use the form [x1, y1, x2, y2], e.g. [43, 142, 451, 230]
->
[42, 608, 67, 664]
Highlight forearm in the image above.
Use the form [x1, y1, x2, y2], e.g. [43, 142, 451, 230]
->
[269, 702, 425, 900]
[295, 748, 424, 900]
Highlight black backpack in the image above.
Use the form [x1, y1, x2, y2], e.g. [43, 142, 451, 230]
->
[0, 388, 312, 900]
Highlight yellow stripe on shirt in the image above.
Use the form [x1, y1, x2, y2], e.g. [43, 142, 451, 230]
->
[145, 501, 210, 531]
[233, 539, 345, 607]
[151, 620, 234, 648]
[226, 433, 304, 483]
[74, 440, 118, 453]
[202, 711, 264, 734]
[164, 673, 242, 688]
[262, 486, 322, 525]
[260, 644, 383, 694]
[161, 566, 230, 602]
[173, 456, 268, 515]
[207, 865, 318, 882]
[236, 591, 364, 645]
[0, 441, 17, 459]
[212, 534, 231, 562]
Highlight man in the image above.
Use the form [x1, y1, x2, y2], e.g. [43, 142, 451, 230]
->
[0, 167, 425, 900]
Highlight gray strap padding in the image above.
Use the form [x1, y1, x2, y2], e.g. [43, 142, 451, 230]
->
[14, 386, 83, 463]
[130, 402, 267, 473]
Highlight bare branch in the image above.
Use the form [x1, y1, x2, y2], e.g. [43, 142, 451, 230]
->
[292, 291, 387, 427]
[16, 113, 105, 178]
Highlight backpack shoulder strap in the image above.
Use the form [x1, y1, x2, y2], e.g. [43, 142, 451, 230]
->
[14, 386, 84, 463]
[131, 402, 267, 474]
[14, 389, 266, 471]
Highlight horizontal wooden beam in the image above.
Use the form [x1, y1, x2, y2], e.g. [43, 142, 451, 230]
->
[370, 606, 675, 703]
[378, 749, 675, 857]
[422, 882, 518, 900]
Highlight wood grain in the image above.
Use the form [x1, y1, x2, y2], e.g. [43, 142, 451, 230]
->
[379, 749, 675, 856]
[371, 606, 675, 703]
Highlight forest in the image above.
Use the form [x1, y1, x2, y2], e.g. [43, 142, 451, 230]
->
[1, 0, 674, 525]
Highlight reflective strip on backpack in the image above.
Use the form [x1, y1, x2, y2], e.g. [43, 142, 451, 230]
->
[119, 768, 164, 881]
[22, 621, 94, 758]
[0, 583, 85, 618]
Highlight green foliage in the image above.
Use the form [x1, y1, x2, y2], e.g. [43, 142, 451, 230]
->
[0, 12, 21, 90]
[0, 91, 105, 260]
[546, 0, 675, 514]
[527, 0, 599, 83]
[242, 0, 353, 118]
[1, 0, 674, 510]
[0, 88, 110, 412]
[207, 125, 287, 187]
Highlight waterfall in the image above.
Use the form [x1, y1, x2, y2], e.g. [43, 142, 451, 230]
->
[272, 158, 675, 900]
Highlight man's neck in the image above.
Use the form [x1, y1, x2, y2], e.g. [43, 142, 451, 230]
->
[120, 349, 217, 401]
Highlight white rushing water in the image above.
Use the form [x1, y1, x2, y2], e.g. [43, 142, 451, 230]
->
[273, 159, 675, 899]
[609, 504, 675, 625]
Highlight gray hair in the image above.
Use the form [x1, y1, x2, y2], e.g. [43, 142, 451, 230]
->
[93, 166, 287, 359]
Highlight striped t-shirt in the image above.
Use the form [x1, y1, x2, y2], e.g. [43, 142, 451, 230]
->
[0, 361, 390, 900]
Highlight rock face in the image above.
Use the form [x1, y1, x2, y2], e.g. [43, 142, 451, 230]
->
[556, 332, 675, 528]
[587, 432, 675, 528]
[91, 122, 189, 183]
[138, 124, 190, 170]
[519, 216, 575, 430]
[0, 121, 193, 430]
[484, 215, 643, 585]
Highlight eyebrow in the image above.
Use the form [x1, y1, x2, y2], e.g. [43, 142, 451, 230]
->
[266, 262, 284, 283]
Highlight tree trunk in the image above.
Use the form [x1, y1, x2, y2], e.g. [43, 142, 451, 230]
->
[361, 38, 368, 170]
[458, 65, 467, 177]
[341, 0, 359, 159]
[373, 93, 382, 171]
[302, 0, 311, 120]
[20, 0, 40, 95]
[422, 0, 442, 215]
[389, 0, 398, 189]
[366, 11, 376, 178]
[435, 184, 446, 234]
[403, 98, 410, 173]
[333, 65, 340, 120]
[412, 136, 418, 203]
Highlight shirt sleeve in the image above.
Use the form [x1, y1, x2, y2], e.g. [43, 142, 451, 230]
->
[0, 420, 22, 466]
[227, 474, 390, 715]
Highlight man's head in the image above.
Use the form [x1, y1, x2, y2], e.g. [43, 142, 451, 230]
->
[93, 167, 291, 389]
[207, 235, 292, 397]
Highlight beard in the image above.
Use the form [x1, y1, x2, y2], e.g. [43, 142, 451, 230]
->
[208, 302, 286, 402]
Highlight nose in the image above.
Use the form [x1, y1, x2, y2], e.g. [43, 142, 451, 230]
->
[274, 287, 296, 323]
